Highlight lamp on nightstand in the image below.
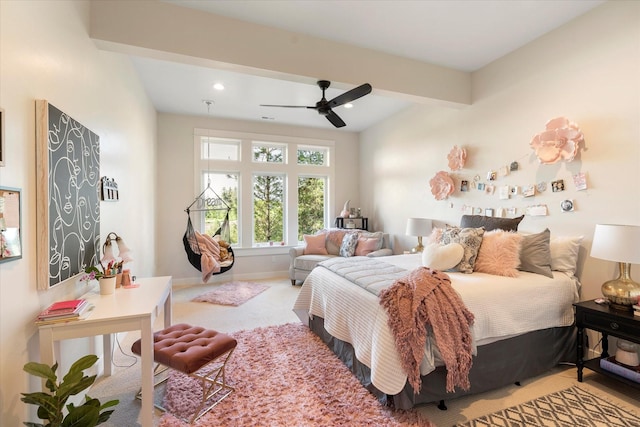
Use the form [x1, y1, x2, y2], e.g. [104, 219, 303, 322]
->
[406, 218, 432, 253]
[590, 224, 640, 311]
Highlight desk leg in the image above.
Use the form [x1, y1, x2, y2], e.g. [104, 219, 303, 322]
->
[103, 334, 113, 376]
[140, 319, 154, 427]
[164, 288, 172, 327]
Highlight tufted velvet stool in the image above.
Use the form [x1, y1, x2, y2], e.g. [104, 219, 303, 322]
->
[131, 323, 237, 423]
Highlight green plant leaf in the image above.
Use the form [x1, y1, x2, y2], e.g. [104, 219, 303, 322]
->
[61, 405, 99, 427]
[23, 362, 58, 383]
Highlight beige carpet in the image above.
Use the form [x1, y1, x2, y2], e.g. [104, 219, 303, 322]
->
[88, 278, 640, 426]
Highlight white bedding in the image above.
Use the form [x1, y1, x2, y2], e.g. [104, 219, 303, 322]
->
[292, 253, 580, 395]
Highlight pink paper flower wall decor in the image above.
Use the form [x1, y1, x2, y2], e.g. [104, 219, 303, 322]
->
[530, 117, 584, 164]
[429, 171, 455, 200]
[447, 145, 467, 170]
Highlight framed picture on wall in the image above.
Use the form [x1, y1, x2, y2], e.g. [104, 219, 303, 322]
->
[35, 100, 101, 289]
[0, 108, 5, 167]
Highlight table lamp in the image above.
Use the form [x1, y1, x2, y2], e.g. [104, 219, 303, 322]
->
[590, 224, 640, 311]
[406, 218, 432, 253]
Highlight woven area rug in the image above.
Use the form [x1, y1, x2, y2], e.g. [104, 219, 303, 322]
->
[457, 385, 640, 427]
[157, 322, 433, 427]
[192, 281, 269, 306]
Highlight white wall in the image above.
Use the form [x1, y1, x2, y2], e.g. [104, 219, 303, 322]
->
[156, 113, 360, 285]
[360, 1, 640, 301]
[0, 1, 157, 424]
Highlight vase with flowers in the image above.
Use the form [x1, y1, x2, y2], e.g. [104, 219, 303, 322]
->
[82, 261, 122, 295]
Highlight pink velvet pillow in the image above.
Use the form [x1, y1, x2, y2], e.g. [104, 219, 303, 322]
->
[303, 233, 328, 255]
[355, 235, 381, 256]
[474, 230, 523, 277]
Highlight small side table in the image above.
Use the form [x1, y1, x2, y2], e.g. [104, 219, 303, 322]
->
[574, 299, 640, 389]
[335, 217, 368, 231]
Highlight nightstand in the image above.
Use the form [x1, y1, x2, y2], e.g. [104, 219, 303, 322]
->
[574, 300, 640, 389]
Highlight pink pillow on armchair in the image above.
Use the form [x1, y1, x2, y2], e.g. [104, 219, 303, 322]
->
[303, 233, 328, 255]
[355, 236, 381, 256]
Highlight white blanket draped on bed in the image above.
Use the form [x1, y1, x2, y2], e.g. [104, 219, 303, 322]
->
[292, 253, 580, 395]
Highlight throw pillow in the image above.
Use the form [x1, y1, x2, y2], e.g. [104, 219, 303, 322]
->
[460, 214, 524, 232]
[421, 242, 465, 271]
[324, 229, 349, 255]
[550, 235, 583, 276]
[518, 229, 553, 278]
[355, 231, 384, 256]
[474, 230, 523, 277]
[303, 233, 328, 255]
[339, 232, 360, 257]
[438, 226, 485, 273]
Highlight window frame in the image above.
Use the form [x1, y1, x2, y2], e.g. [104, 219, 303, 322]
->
[193, 128, 335, 251]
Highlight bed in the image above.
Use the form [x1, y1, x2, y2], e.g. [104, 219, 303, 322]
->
[292, 224, 583, 410]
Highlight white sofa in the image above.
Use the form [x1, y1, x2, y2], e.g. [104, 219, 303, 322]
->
[289, 230, 392, 285]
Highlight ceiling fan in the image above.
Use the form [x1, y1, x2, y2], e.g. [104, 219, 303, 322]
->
[260, 80, 372, 128]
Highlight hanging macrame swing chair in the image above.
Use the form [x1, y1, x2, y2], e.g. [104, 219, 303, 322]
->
[183, 187, 234, 275]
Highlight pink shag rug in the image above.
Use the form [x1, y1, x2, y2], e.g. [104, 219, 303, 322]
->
[192, 281, 269, 306]
[158, 323, 434, 427]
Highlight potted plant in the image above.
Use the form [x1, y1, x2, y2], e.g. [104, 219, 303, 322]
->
[21, 354, 118, 427]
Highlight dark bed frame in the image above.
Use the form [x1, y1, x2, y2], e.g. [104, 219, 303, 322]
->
[309, 315, 576, 410]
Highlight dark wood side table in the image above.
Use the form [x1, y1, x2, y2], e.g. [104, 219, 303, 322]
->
[574, 299, 640, 389]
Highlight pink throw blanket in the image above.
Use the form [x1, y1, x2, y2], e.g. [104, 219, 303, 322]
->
[379, 267, 474, 393]
[194, 231, 221, 283]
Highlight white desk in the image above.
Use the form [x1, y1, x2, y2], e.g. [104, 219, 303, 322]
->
[38, 276, 172, 427]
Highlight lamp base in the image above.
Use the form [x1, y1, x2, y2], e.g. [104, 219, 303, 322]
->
[601, 263, 640, 311]
[411, 236, 425, 253]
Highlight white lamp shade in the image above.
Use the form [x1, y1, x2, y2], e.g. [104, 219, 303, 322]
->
[406, 218, 432, 237]
[590, 224, 640, 264]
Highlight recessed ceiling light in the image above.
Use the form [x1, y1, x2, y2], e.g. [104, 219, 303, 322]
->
[344, 103, 353, 109]
[213, 83, 225, 91]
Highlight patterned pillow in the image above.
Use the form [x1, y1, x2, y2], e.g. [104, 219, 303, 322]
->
[438, 226, 485, 273]
[339, 232, 360, 257]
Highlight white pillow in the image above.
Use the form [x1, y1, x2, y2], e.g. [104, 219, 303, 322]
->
[549, 235, 583, 275]
[422, 242, 465, 271]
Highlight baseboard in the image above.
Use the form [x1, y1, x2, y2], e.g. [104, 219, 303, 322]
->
[172, 271, 289, 288]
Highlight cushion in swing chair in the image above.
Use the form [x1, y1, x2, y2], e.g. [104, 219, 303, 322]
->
[183, 222, 234, 282]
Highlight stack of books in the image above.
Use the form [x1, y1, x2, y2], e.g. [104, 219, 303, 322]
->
[600, 356, 640, 383]
[35, 299, 93, 325]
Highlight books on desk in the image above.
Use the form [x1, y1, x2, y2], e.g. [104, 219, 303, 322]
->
[35, 299, 93, 325]
[600, 356, 640, 383]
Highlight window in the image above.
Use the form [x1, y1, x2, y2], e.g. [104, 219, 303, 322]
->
[298, 176, 326, 241]
[202, 172, 238, 244]
[194, 129, 334, 248]
[253, 142, 285, 164]
[203, 137, 240, 161]
[253, 173, 284, 244]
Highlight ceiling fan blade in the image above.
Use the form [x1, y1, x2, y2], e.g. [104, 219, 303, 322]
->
[325, 110, 346, 128]
[260, 104, 316, 109]
[328, 83, 372, 108]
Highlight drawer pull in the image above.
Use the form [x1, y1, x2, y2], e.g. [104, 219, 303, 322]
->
[610, 322, 620, 330]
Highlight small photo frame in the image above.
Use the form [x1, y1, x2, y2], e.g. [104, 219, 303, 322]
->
[477, 182, 486, 191]
[510, 161, 519, 171]
[485, 208, 494, 217]
[551, 179, 565, 192]
[460, 180, 469, 192]
[573, 172, 587, 191]
[522, 185, 535, 198]
[487, 171, 497, 181]
[561, 199, 574, 212]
